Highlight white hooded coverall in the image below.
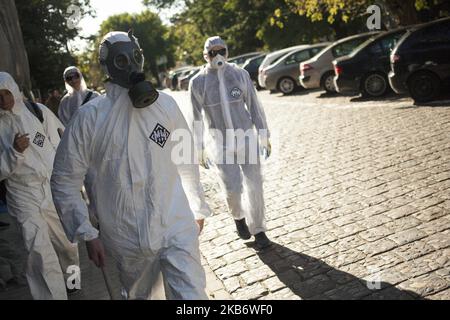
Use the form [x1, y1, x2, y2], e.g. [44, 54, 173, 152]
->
[0, 72, 79, 300]
[58, 67, 100, 127]
[51, 80, 211, 300]
[189, 61, 270, 236]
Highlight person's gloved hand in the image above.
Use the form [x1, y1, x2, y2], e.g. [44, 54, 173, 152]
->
[260, 139, 272, 160]
[200, 149, 211, 169]
[86, 238, 106, 268]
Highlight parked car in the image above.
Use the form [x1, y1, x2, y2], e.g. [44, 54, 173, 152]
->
[263, 43, 330, 95]
[169, 66, 193, 90]
[228, 52, 262, 67]
[243, 53, 267, 90]
[389, 17, 450, 103]
[178, 66, 202, 91]
[333, 28, 410, 97]
[258, 45, 309, 89]
[300, 32, 380, 93]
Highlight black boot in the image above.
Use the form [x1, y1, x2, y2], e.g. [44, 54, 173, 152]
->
[235, 218, 251, 240]
[254, 232, 272, 250]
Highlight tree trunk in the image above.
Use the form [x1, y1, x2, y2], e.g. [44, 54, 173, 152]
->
[0, 0, 31, 95]
[383, 0, 422, 26]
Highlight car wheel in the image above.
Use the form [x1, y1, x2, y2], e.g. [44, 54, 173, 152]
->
[407, 71, 441, 103]
[362, 73, 388, 98]
[277, 77, 296, 95]
[321, 72, 336, 93]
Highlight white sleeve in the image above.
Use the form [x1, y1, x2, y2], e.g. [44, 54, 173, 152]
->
[57, 96, 70, 127]
[39, 103, 64, 148]
[188, 79, 205, 153]
[50, 109, 99, 242]
[170, 98, 211, 220]
[242, 69, 270, 138]
[0, 143, 25, 181]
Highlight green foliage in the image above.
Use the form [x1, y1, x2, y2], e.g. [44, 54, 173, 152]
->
[15, 0, 93, 96]
[282, 0, 370, 24]
[155, 0, 334, 65]
[280, 0, 449, 27]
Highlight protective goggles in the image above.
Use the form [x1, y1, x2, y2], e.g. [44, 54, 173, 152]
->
[208, 48, 227, 58]
[65, 73, 80, 82]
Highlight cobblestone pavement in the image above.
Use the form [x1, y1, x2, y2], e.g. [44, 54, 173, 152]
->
[1, 89, 449, 300]
[172, 89, 450, 300]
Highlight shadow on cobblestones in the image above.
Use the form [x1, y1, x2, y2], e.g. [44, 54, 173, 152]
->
[411, 99, 450, 108]
[288, 88, 322, 98]
[317, 92, 342, 99]
[253, 242, 425, 300]
[350, 93, 410, 103]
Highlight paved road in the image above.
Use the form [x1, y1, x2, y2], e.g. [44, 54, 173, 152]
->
[1, 88, 449, 300]
[172, 88, 450, 300]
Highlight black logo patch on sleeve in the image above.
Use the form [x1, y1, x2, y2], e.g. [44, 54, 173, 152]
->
[150, 124, 170, 148]
[33, 132, 45, 147]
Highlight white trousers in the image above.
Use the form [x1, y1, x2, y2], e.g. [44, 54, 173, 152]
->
[108, 235, 207, 300]
[216, 162, 267, 235]
[12, 204, 79, 300]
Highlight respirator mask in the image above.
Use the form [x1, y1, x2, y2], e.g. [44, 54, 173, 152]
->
[208, 48, 227, 69]
[99, 31, 159, 108]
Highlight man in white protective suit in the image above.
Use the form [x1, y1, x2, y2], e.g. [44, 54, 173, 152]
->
[189, 36, 272, 250]
[0, 72, 80, 300]
[50, 31, 211, 300]
[58, 66, 100, 126]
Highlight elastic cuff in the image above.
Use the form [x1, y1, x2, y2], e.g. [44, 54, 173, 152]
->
[194, 210, 212, 220]
[11, 146, 25, 159]
[80, 228, 99, 242]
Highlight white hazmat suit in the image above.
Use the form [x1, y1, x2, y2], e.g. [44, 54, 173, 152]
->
[189, 36, 271, 238]
[51, 32, 211, 300]
[0, 72, 79, 300]
[58, 67, 100, 126]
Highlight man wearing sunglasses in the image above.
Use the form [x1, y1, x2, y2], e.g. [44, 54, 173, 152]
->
[189, 36, 272, 250]
[58, 66, 100, 126]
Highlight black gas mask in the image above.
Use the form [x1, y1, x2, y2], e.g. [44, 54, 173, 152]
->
[99, 30, 159, 108]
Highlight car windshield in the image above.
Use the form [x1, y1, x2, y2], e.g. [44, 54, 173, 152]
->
[312, 45, 331, 60]
[254, 55, 266, 65]
[350, 31, 407, 57]
[265, 47, 302, 65]
[350, 38, 375, 57]
[271, 53, 287, 65]
[332, 36, 373, 58]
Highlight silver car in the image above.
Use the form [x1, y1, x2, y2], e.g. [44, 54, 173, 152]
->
[300, 32, 379, 93]
[258, 45, 310, 89]
[228, 52, 262, 67]
[263, 43, 330, 95]
[178, 67, 202, 91]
